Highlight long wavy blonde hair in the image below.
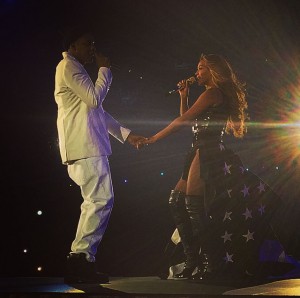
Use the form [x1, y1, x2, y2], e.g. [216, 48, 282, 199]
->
[200, 54, 248, 138]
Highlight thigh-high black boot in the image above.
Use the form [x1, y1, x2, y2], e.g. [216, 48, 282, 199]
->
[168, 190, 196, 279]
[185, 195, 214, 280]
[173, 194, 205, 279]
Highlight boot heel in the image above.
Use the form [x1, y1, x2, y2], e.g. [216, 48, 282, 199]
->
[173, 265, 197, 280]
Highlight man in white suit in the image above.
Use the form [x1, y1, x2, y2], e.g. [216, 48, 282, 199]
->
[54, 25, 145, 283]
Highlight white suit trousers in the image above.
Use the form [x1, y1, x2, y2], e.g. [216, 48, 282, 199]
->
[67, 156, 114, 262]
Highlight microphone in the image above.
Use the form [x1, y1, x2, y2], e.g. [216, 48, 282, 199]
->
[167, 76, 196, 96]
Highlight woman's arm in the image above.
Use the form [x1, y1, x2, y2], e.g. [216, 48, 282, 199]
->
[180, 95, 189, 116]
[148, 88, 223, 143]
[178, 80, 189, 115]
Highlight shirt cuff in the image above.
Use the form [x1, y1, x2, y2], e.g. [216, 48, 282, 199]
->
[121, 127, 131, 143]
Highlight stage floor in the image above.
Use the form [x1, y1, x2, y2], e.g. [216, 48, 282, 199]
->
[1, 276, 300, 297]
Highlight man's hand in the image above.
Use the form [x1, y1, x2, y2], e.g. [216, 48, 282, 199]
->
[126, 133, 147, 149]
[95, 51, 111, 68]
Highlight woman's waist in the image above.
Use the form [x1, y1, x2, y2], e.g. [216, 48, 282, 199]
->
[192, 128, 224, 140]
[192, 122, 225, 133]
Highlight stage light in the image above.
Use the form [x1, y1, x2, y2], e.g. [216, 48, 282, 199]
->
[37, 210, 43, 216]
[37, 266, 42, 272]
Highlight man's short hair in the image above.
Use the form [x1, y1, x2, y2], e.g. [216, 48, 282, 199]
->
[61, 24, 93, 51]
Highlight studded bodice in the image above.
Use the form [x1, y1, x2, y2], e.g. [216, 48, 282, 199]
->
[192, 101, 229, 143]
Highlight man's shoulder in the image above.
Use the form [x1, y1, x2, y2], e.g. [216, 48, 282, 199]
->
[57, 54, 82, 73]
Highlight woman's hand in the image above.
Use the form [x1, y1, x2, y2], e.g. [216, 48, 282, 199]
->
[177, 79, 189, 98]
[137, 135, 157, 148]
[145, 136, 157, 144]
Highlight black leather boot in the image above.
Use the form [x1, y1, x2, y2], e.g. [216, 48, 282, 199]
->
[64, 253, 109, 284]
[184, 195, 208, 280]
[191, 253, 214, 281]
[173, 262, 198, 280]
[169, 190, 198, 280]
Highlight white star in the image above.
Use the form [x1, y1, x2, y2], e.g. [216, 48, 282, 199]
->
[258, 204, 266, 215]
[223, 162, 232, 175]
[241, 184, 250, 198]
[227, 189, 232, 198]
[223, 211, 232, 222]
[221, 231, 233, 243]
[224, 252, 234, 263]
[257, 181, 266, 193]
[219, 143, 225, 151]
[240, 166, 246, 174]
[242, 230, 254, 242]
[242, 208, 252, 220]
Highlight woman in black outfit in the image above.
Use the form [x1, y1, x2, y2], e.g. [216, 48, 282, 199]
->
[141, 54, 287, 280]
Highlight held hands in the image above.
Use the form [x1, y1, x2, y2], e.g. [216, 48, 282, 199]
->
[136, 135, 157, 149]
[126, 133, 159, 150]
[126, 133, 147, 149]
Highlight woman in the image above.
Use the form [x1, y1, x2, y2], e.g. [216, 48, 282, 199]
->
[141, 54, 288, 280]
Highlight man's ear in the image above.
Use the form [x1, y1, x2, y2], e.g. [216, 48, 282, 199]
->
[69, 42, 77, 52]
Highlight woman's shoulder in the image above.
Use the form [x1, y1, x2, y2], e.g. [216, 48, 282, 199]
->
[203, 87, 224, 106]
[205, 87, 223, 95]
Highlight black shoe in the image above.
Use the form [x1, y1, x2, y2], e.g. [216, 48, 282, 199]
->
[174, 265, 197, 280]
[64, 253, 109, 284]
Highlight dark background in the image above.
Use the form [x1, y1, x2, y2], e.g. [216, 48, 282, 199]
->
[1, 0, 300, 277]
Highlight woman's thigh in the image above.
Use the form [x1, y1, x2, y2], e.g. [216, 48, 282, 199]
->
[186, 149, 205, 196]
[174, 178, 187, 193]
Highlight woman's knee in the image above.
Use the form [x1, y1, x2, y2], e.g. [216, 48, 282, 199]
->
[174, 178, 187, 193]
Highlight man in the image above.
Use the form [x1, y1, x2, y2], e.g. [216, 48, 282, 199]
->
[54, 26, 144, 283]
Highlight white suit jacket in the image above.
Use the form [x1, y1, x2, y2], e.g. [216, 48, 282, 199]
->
[54, 52, 131, 164]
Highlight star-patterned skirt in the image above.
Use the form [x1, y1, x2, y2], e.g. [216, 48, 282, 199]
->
[178, 138, 285, 273]
[195, 138, 290, 276]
